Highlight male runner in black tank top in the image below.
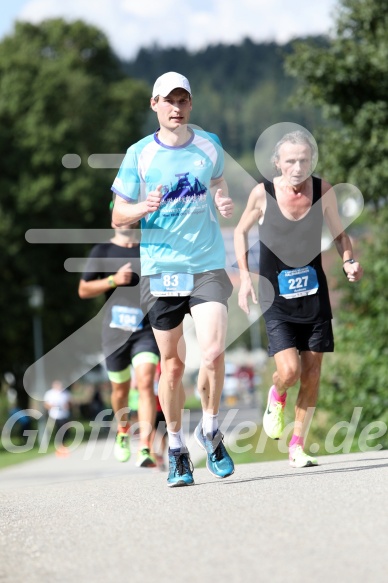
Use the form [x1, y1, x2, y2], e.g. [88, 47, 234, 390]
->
[234, 130, 363, 468]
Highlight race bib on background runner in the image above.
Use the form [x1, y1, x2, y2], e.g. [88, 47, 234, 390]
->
[150, 273, 194, 297]
[110, 306, 144, 331]
[278, 266, 319, 299]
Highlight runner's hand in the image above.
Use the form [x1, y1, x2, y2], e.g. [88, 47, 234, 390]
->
[215, 189, 234, 218]
[115, 262, 133, 285]
[238, 276, 258, 314]
[344, 261, 363, 282]
[146, 185, 163, 213]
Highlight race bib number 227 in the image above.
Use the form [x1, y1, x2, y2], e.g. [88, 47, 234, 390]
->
[278, 266, 319, 299]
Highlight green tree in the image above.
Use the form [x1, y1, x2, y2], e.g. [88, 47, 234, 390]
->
[319, 208, 388, 447]
[125, 38, 324, 159]
[286, 0, 388, 208]
[0, 19, 149, 405]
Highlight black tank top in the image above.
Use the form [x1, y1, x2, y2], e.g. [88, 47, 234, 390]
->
[81, 241, 153, 336]
[258, 176, 332, 323]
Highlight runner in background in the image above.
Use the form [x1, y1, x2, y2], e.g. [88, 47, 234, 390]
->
[78, 224, 160, 468]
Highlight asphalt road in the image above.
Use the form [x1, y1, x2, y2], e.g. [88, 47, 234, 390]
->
[0, 430, 387, 583]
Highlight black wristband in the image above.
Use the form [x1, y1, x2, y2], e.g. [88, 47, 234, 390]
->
[343, 258, 355, 275]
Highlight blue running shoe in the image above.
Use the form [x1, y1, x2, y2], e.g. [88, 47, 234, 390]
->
[194, 422, 235, 479]
[167, 448, 194, 487]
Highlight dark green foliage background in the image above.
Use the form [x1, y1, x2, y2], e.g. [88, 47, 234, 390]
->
[0, 19, 149, 391]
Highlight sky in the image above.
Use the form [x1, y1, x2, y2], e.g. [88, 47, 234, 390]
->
[0, 0, 339, 60]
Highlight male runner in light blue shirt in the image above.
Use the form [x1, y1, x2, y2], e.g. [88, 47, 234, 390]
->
[112, 71, 235, 487]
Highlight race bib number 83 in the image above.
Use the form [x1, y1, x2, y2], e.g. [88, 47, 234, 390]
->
[150, 273, 194, 297]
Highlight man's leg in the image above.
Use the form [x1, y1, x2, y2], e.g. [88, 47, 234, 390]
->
[134, 362, 157, 449]
[151, 324, 186, 435]
[132, 354, 158, 467]
[191, 301, 234, 478]
[288, 351, 323, 467]
[109, 372, 131, 462]
[263, 347, 300, 440]
[273, 347, 301, 395]
[191, 301, 227, 416]
[152, 324, 194, 487]
[293, 350, 323, 436]
[110, 379, 131, 430]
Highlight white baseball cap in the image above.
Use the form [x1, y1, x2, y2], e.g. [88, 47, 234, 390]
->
[152, 72, 192, 98]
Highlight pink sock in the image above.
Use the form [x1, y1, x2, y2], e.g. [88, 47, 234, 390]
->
[289, 434, 304, 448]
[272, 386, 286, 404]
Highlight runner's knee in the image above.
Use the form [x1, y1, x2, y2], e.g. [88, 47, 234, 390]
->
[201, 344, 224, 369]
[277, 365, 300, 388]
[162, 359, 185, 387]
[111, 383, 129, 400]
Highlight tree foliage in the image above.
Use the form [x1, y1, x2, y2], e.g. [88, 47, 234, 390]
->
[124, 37, 326, 165]
[0, 19, 149, 395]
[286, 0, 388, 208]
[319, 208, 388, 447]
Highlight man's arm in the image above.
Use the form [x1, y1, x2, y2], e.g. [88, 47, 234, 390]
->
[112, 187, 163, 228]
[79, 262, 134, 299]
[234, 183, 265, 313]
[78, 278, 112, 299]
[322, 180, 363, 282]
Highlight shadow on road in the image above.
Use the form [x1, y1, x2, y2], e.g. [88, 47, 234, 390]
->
[192, 458, 388, 488]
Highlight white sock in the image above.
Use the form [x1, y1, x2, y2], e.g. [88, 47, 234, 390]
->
[168, 428, 186, 450]
[202, 412, 219, 436]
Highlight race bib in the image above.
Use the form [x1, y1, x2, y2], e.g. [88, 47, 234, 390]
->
[150, 273, 194, 297]
[109, 306, 144, 331]
[278, 266, 319, 299]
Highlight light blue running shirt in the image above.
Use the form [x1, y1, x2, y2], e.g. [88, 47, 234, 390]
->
[111, 128, 226, 276]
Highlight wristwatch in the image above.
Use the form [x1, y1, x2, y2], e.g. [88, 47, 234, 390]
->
[343, 258, 355, 275]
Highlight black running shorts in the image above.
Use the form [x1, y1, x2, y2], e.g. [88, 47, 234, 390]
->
[104, 329, 159, 372]
[265, 319, 334, 356]
[140, 269, 233, 331]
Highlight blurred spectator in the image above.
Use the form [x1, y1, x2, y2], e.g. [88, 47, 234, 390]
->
[43, 380, 72, 441]
[237, 365, 256, 404]
[222, 362, 240, 405]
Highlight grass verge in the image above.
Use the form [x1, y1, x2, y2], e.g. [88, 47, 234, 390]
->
[0, 444, 56, 470]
